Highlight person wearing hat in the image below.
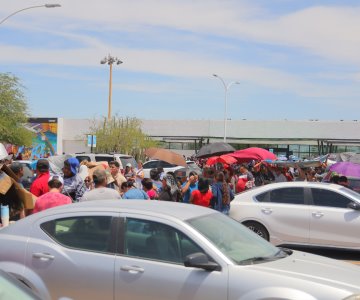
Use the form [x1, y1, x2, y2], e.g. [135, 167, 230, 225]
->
[124, 163, 136, 182]
[62, 158, 86, 202]
[33, 175, 72, 213]
[158, 173, 180, 202]
[80, 169, 121, 201]
[30, 159, 50, 197]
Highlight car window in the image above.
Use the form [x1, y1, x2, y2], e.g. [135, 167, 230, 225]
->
[41, 216, 114, 253]
[311, 188, 353, 208]
[269, 188, 304, 205]
[124, 218, 204, 264]
[143, 161, 158, 169]
[255, 191, 268, 202]
[159, 161, 177, 168]
[76, 156, 91, 163]
[119, 157, 137, 169]
[95, 156, 113, 163]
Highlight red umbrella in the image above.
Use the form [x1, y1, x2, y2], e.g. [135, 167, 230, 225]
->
[207, 154, 237, 166]
[230, 147, 277, 163]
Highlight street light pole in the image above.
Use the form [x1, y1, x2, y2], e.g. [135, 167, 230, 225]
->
[100, 54, 123, 120]
[0, 4, 61, 25]
[213, 74, 240, 143]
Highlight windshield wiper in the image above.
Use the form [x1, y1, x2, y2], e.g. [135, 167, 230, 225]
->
[238, 256, 278, 265]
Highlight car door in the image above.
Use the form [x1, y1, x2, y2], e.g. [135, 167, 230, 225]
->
[309, 188, 360, 247]
[256, 187, 310, 244]
[114, 215, 228, 300]
[143, 161, 159, 178]
[25, 212, 118, 300]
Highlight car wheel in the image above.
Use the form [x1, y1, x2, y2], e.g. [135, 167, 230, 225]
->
[243, 221, 269, 241]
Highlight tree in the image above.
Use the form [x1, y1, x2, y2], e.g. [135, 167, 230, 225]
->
[0, 73, 34, 145]
[90, 116, 157, 158]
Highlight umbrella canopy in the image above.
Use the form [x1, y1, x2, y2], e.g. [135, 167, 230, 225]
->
[230, 147, 277, 163]
[329, 162, 360, 178]
[145, 147, 186, 167]
[207, 154, 237, 166]
[196, 142, 235, 158]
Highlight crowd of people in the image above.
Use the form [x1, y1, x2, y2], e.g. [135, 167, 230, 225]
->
[0, 147, 352, 226]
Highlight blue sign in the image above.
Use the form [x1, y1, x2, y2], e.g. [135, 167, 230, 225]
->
[87, 135, 92, 147]
[87, 135, 96, 148]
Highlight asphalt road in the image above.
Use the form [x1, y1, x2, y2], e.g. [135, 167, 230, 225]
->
[284, 246, 360, 265]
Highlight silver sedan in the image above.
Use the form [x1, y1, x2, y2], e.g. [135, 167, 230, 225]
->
[1, 200, 360, 300]
[230, 181, 360, 249]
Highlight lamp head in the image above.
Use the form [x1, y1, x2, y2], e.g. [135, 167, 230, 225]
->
[100, 58, 107, 64]
[116, 60, 123, 65]
[213, 74, 218, 77]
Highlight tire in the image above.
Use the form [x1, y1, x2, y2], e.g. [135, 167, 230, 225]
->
[243, 221, 269, 241]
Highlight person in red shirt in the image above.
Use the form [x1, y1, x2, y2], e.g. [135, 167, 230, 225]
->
[33, 175, 72, 213]
[30, 159, 50, 197]
[190, 177, 212, 207]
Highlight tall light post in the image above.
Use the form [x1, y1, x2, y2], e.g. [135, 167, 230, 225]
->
[213, 74, 240, 143]
[100, 54, 123, 120]
[0, 4, 61, 25]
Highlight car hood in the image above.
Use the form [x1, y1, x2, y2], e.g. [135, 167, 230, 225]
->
[239, 250, 360, 292]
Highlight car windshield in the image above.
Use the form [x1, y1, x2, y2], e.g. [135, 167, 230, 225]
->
[187, 213, 281, 264]
[187, 162, 202, 173]
[120, 157, 137, 169]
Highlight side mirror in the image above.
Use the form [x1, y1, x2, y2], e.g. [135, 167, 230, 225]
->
[347, 202, 360, 210]
[184, 252, 220, 271]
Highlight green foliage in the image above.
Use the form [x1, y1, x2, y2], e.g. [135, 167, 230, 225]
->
[90, 115, 157, 158]
[0, 73, 34, 145]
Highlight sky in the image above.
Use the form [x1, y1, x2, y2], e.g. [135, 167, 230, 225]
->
[1, 0, 360, 121]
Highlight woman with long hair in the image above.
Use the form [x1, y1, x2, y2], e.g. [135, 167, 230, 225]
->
[211, 172, 234, 215]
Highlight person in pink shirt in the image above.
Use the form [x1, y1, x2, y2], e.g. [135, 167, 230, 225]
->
[141, 178, 157, 200]
[33, 175, 72, 213]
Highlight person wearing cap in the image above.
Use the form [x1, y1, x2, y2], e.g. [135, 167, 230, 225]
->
[158, 173, 180, 202]
[62, 158, 86, 202]
[134, 160, 144, 189]
[124, 163, 136, 182]
[9, 162, 24, 188]
[33, 175, 72, 213]
[80, 169, 121, 201]
[30, 159, 50, 197]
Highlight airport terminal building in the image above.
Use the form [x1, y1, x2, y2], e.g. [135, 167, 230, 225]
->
[49, 118, 360, 159]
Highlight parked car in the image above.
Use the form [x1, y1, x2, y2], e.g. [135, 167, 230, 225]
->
[0, 268, 41, 300]
[1, 200, 360, 300]
[143, 160, 202, 179]
[230, 181, 360, 249]
[142, 159, 184, 178]
[72, 153, 137, 169]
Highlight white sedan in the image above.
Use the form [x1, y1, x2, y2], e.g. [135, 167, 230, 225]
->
[230, 181, 360, 250]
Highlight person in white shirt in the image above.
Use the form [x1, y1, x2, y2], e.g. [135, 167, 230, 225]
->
[134, 160, 144, 189]
[81, 169, 121, 201]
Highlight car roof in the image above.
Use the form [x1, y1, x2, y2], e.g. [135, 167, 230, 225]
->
[4, 201, 214, 233]
[236, 181, 348, 197]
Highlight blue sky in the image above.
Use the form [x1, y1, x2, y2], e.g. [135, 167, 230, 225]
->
[1, 0, 360, 121]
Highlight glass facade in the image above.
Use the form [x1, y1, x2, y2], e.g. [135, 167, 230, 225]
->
[162, 140, 360, 159]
